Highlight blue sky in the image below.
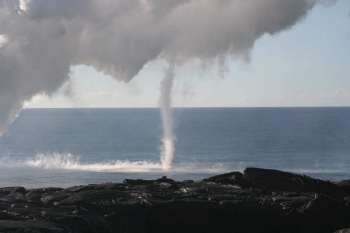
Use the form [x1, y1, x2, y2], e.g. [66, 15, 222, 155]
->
[26, 0, 350, 108]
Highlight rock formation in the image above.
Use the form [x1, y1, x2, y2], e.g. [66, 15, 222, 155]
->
[1, 168, 350, 232]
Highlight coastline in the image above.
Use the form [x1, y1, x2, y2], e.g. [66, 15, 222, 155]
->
[1, 167, 350, 233]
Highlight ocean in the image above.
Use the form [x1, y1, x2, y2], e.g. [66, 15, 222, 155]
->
[0, 107, 349, 188]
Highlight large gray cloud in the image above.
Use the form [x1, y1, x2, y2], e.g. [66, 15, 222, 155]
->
[0, 0, 335, 134]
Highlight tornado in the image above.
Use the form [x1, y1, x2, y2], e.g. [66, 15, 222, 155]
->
[159, 63, 175, 169]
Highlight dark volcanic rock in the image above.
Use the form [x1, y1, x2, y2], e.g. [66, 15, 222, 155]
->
[156, 176, 175, 183]
[335, 229, 350, 233]
[1, 192, 28, 203]
[25, 191, 44, 202]
[41, 193, 70, 205]
[244, 167, 345, 198]
[123, 179, 155, 185]
[1, 167, 350, 233]
[337, 180, 350, 187]
[0, 220, 66, 232]
[57, 190, 132, 207]
[201, 171, 251, 187]
[0, 187, 27, 200]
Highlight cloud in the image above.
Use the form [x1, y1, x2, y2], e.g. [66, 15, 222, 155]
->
[0, 0, 336, 134]
[335, 88, 350, 97]
[273, 87, 350, 107]
[0, 34, 6, 47]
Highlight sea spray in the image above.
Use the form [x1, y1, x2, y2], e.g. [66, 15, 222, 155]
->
[159, 63, 176, 170]
[0, 153, 228, 173]
[25, 153, 163, 172]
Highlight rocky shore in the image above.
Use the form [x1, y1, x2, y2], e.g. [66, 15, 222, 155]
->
[1, 167, 350, 232]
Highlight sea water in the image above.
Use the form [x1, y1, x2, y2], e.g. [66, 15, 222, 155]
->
[0, 107, 349, 188]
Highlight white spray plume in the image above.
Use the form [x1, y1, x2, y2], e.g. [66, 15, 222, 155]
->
[0, 153, 229, 173]
[160, 63, 175, 169]
[0, 0, 337, 136]
[25, 153, 163, 172]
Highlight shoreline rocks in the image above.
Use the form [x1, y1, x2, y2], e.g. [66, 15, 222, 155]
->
[1, 167, 350, 232]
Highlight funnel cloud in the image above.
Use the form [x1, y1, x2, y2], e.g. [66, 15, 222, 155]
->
[0, 0, 336, 135]
[160, 62, 175, 169]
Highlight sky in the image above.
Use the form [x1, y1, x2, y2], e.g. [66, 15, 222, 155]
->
[25, 0, 350, 108]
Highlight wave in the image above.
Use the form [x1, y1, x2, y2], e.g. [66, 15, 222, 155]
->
[25, 153, 163, 172]
[0, 153, 229, 173]
[285, 168, 350, 174]
[1, 153, 346, 175]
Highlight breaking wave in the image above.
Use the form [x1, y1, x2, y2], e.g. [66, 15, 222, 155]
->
[25, 153, 163, 172]
[0, 153, 228, 173]
[2, 153, 346, 175]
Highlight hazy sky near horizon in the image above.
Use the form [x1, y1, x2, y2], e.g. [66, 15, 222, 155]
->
[25, 0, 350, 108]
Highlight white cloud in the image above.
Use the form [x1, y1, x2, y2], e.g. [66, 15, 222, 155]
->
[0, 34, 7, 48]
[80, 91, 122, 99]
[272, 88, 350, 107]
[19, 0, 29, 12]
[335, 88, 350, 97]
[0, 0, 334, 134]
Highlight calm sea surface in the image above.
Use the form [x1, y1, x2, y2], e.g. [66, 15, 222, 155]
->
[0, 107, 349, 188]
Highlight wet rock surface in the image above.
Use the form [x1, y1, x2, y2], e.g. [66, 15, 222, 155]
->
[1, 167, 350, 233]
